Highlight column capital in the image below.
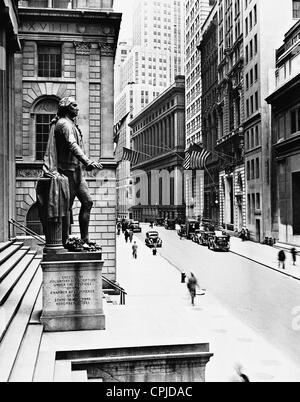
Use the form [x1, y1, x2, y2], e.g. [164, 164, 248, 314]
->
[73, 41, 91, 56]
[98, 42, 116, 57]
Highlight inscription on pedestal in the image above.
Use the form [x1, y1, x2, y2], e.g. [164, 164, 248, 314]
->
[41, 253, 105, 332]
[47, 273, 98, 310]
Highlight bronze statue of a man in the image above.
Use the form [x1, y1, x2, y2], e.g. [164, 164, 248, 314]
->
[52, 97, 102, 247]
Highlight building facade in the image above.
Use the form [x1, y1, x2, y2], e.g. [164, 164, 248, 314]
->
[199, 3, 219, 227]
[114, 0, 185, 220]
[185, 0, 215, 220]
[15, 0, 121, 280]
[216, 0, 245, 233]
[0, 0, 20, 242]
[243, 0, 297, 242]
[129, 76, 186, 222]
[267, 19, 300, 246]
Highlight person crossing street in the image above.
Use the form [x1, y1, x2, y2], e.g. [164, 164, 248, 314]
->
[132, 241, 138, 259]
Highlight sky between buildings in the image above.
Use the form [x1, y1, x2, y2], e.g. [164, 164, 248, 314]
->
[114, 0, 136, 41]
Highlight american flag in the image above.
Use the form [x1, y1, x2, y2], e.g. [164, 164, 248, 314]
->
[113, 112, 130, 137]
[183, 143, 211, 170]
[122, 147, 140, 165]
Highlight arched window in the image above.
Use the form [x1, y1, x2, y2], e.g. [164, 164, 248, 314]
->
[33, 98, 58, 161]
[26, 203, 43, 235]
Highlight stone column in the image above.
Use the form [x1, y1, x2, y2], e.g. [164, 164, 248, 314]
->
[170, 114, 175, 149]
[99, 43, 115, 159]
[74, 42, 91, 153]
[0, 28, 8, 242]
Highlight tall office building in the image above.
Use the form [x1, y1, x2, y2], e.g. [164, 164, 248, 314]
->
[267, 19, 300, 247]
[216, 0, 245, 234]
[243, 0, 297, 242]
[114, 0, 185, 220]
[184, 0, 215, 220]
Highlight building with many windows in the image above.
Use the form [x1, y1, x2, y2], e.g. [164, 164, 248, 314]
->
[184, 0, 215, 220]
[129, 76, 186, 222]
[0, 0, 20, 242]
[243, 0, 297, 242]
[199, 3, 219, 227]
[216, 0, 245, 234]
[15, 0, 121, 280]
[114, 0, 185, 220]
[267, 19, 300, 246]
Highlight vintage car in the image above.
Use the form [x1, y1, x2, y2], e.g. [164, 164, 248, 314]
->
[164, 219, 176, 230]
[185, 218, 200, 240]
[207, 234, 230, 251]
[199, 231, 215, 246]
[130, 220, 142, 233]
[145, 231, 162, 247]
[177, 224, 187, 238]
[154, 218, 165, 227]
[191, 229, 203, 244]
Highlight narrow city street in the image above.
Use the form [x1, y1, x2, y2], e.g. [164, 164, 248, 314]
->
[135, 224, 300, 368]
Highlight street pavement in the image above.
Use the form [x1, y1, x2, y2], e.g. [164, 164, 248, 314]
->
[40, 225, 300, 382]
[115, 226, 300, 382]
[229, 237, 300, 280]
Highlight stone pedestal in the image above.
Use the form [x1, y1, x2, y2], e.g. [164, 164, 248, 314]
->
[40, 251, 105, 332]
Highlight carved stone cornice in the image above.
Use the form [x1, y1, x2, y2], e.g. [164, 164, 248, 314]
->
[74, 41, 91, 56]
[99, 42, 116, 57]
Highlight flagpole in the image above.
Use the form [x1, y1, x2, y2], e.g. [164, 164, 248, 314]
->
[143, 143, 186, 162]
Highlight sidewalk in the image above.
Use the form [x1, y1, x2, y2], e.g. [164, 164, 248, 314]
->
[230, 237, 300, 281]
[114, 235, 300, 382]
[39, 234, 300, 382]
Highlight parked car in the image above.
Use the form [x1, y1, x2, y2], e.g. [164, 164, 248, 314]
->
[208, 234, 230, 251]
[177, 224, 186, 238]
[130, 220, 142, 233]
[199, 230, 215, 246]
[145, 231, 162, 248]
[155, 218, 165, 227]
[185, 218, 200, 240]
[192, 229, 203, 244]
[164, 219, 176, 230]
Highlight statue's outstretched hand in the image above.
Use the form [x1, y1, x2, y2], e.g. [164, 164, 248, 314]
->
[86, 161, 103, 171]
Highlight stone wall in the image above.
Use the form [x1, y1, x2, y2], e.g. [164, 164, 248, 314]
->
[15, 8, 121, 280]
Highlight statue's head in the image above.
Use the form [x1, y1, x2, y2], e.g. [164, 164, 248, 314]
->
[57, 97, 79, 119]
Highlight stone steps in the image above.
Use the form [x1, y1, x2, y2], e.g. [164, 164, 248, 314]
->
[0, 265, 42, 382]
[71, 370, 88, 382]
[9, 324, 44, 382]
[33, 351, 56, 382]
[0, 247, 31, 283]
[0, 250, 35, 305]
[0, 257, 41, 342]
[0, 241, 14, 253]
[53, 361, 72, 383]
[0, 242, 23, 266]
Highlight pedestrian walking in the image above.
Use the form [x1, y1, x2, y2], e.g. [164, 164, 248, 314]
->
[124, 229, 129, 243]
[129, 229, 134, 243]
[152, 246, 157, 256]
[132, 241, 138, 259]
[187, 272, 199, 306]
[117, 222, 121, 236]
[291, 247, 297, 266]
[240, 228, 246, 242]
[278, 249, 286, 269]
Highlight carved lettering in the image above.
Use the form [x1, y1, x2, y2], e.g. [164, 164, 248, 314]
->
[48, 274, 98, 308]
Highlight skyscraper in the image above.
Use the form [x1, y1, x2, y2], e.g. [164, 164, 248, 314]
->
[184, 0, 215, 220]
[114, 0, 185, 220]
